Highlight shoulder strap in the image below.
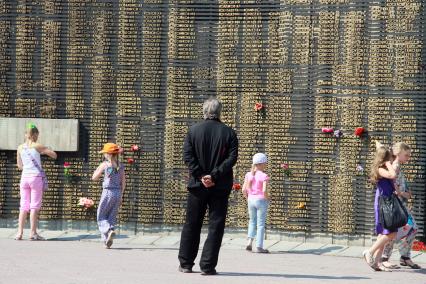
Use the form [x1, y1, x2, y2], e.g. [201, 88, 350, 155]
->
[21, 145, 45, 174]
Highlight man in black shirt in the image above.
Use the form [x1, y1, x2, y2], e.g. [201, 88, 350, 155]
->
[178, 98, 238, 275]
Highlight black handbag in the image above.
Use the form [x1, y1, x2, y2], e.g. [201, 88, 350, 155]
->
[379, 194, 408, 231]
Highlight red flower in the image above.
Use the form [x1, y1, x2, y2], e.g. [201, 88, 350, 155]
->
[254, 102, 264, 112]
[281, 163, 289, 169]
[354, 127, 365, 137]
[232, 183, 241, 191]
[321, 128, 334, 134]
[127, 158, 135, 164]
[130, 145, 139, 152]
[64, 162, 71, 168]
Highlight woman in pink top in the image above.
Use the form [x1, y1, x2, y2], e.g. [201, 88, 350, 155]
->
[242, 153, 270, 253]
[15, 123, 57, 241]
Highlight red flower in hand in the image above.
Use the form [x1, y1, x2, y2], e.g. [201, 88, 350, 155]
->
[354, 127, 365, 137]
[127, 158, 135, 164]
[130, 145, 139, 152]
[232, 183, 241, 191]
[254, 102, 264, 112]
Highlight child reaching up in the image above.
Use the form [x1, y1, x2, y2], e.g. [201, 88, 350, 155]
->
[16, 123, 57, 241]
[92, 143, 126, 249]
[242, 153, 270, 253]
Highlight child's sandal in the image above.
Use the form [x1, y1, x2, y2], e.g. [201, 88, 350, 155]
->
[377, 264, 392, 272]
[14, 234, 23, 241]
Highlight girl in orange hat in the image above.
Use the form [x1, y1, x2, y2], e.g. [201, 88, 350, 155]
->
[92, 143, 126, 248]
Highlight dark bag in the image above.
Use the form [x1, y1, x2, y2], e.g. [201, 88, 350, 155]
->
[379, 194, 408, 231]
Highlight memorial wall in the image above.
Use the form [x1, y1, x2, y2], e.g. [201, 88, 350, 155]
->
[0, 0, 425, 237]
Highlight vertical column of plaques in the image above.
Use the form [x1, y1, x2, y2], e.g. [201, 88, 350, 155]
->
[66, 0, 87, 120]
[327, 97, 364, 233]
[264, 11, 295, 230]
[36, 1, 62, 220]
[0, 2, 12, 116]
[115, 0, 141, 223]
[39, 1, 63, 119]
[312, 95, 338, 231]
[0, 152, 6, 215]
[311, 7, 340, 232]
[87, 3, 115, 220]
[326, 9, 368, 234]
[66, 0, 90, 220]
[14, 1, 41, 95]
[283, 4, 312, 232]
[217, 0, 240, 128]
[163, 2, 196, 225]
[138, 7, 166, 224]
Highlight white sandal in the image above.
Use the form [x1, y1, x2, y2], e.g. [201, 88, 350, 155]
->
[29, 233, 45, 241]
[14, 234, 23, 241]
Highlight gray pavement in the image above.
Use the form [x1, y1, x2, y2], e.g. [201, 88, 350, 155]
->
[1, 229, 425, 284]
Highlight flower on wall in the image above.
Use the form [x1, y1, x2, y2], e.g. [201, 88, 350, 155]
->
[130, 144, 139, 152]
[321, 127, 334, 134]
[78, 197, 94, 209]
[64, 162, 72, 183]
[254, 102, 264, 112]
[354, 127, 366, 137]
[281, 163, 291, 177]
[334, 129, 343, 138]
[296, 202, 306, 209]
[232, 183, 241, 191]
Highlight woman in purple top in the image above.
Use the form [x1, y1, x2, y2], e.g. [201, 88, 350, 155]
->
[363, 141, 398, 272]
[374, 178, 398, 236]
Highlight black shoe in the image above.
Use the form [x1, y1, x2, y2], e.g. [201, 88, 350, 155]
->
[201, 269, 217, 276]
[400, 258, 421, 269]
[178, 266, 193, 273]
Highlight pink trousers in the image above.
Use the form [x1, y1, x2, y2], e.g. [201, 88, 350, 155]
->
[20, 176, 44, 212]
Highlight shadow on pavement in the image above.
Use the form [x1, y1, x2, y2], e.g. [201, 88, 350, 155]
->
[217, 272, 370, 280]
[48, 234, 129, 241]
[111, 247, 179, 251]
[413, 268, 426, 275]
[271, 246, 346, 255]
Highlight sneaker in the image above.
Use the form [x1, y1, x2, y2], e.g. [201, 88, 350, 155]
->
[178, 266, 193, 273]
[253, 247, 269, 253]
[106, 230, 115, 248]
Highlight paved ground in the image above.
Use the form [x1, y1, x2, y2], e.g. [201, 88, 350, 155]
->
[1, 229, 425, 284]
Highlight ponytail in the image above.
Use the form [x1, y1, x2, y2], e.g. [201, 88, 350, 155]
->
[248, 164, 257, 189]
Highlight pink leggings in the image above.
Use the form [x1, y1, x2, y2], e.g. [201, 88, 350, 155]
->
[20, 176, 44, 212]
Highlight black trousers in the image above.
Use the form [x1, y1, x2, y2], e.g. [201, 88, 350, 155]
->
[178, 189, 229, 272]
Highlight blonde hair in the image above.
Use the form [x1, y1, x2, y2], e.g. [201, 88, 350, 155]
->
[105, 153, 119, 169]
[370, 144, 392, 184]
[25, 125, 39, 142]
[392, 142, 411, 156]
[248, 164, 256, 189]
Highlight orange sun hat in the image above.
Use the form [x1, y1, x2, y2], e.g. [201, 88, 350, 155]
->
[99, 143, 121, 154]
